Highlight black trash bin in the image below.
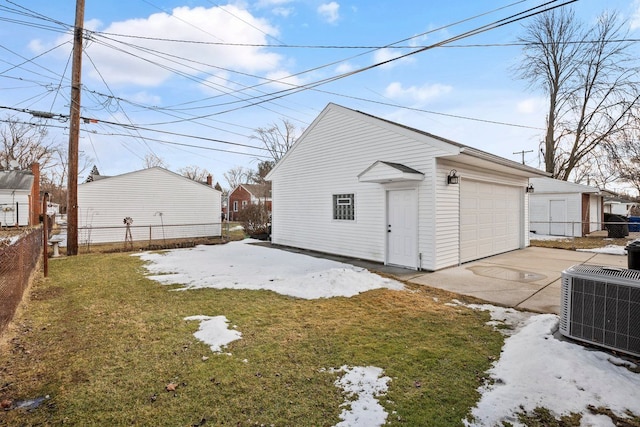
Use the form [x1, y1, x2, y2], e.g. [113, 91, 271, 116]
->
[604, 213, 629, 238]
[626, 239, 640, 270]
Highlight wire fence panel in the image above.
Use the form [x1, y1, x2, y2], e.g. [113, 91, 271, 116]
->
[75, 222, 223, 248]
[0, 227, 42, 335]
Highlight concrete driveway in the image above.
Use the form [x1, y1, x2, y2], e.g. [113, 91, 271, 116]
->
[405, 247, 627, 314]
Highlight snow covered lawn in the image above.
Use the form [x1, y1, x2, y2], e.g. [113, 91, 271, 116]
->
[136, 240, 640, 426]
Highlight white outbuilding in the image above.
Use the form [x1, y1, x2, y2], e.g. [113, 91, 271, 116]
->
[266, 103, 548, 271]
[77, 167, 221, 245]
[528, 177, 603, 237]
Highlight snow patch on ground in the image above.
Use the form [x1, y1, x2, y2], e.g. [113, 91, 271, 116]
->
[529, 233, 572, 241]
[457, 302, 640, 427]
[136, 239, 404, 299]
[577, 245, 627, 256]
[184, 315, 242, 353]
[330, 366, 391, 427]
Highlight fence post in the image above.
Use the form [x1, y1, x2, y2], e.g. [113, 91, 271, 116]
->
[43, 192, 49, 277]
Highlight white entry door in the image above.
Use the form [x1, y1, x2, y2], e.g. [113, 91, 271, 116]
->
[387, 189, 418, 268]
[549, 199, 566, 236]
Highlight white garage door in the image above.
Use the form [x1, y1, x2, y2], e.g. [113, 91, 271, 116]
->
[460, 180, 522, 263]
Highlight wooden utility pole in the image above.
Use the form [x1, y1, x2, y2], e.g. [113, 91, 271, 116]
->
[66, 0, 85, 256]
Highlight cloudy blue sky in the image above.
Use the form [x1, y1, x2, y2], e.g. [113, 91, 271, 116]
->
[1, 0, 639, 188]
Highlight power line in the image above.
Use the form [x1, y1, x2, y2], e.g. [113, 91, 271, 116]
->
[0, 105, 272, 153]
[0, 0, 575, 155]
[134, 0, 576, 121]
[86, 0, 569, 127]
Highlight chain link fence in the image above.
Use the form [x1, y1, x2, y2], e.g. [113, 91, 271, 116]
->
[0, 227, 42, 335]
[45, 222, 225, 253]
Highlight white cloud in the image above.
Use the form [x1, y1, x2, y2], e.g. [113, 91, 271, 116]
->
[335, 62, 356, 74]
[27, 39, 47, 54]
[372, 48, 415, 69]
[263, 69, 304, 90]
[254, 0, 292, 7]
[272, 7, 294, 17]
[384, 81, 452, 103]
[76, 5, 283, 87]
[253, 0, 295, 17]
[516, 97, 546, 114]
[631, 0, 640, 31]
[317, 2, 340, 24]
[128, 91, 162, 106]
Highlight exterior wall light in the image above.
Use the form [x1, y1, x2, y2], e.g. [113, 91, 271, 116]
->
[447, 169, 459, 185]
[526, 183, 534, 193]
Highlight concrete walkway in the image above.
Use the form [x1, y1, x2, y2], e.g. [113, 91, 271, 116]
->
[386, 247, 627, 314]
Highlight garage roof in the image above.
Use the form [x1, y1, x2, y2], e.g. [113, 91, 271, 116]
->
[0, 170, 34, 192]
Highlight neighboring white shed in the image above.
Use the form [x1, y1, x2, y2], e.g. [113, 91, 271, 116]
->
[78, 167, 221, 244]
[266, 103, 548, 271]
[528, 177, 603, 237]
[604, 198, 637, 216]
[0, 170, 34, 227]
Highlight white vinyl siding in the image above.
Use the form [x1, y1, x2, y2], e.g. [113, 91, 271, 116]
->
[0, 191, 30, 226]
[529, 193, 587, 237]
[268, 104, 537, 271]
[269, 106, 454, 268]
[77, 167, 221, 244]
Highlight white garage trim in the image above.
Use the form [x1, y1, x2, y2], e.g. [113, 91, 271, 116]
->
[460, 180, 522, 263]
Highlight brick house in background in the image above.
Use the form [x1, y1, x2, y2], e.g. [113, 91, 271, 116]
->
[227, 183, 272, 221]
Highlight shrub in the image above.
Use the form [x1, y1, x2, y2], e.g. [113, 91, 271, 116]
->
[237, 203, 270, 238]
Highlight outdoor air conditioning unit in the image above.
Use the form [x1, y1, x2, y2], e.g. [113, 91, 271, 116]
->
[560, 265, 640, 358]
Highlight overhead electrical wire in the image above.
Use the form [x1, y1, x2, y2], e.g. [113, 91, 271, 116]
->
[203, 0, 578, 117]
[0, 115, 270, 158]
[78, 0, 549, 126]
[0, 0, 577, 156]
[102, 0, 574, 126]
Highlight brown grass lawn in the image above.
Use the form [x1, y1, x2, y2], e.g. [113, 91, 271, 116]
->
[0, 250, 504, 426]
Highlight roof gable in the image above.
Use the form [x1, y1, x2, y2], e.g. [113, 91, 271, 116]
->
[358, 161, 424, 183]
[267, 103, 547, 180]
[230, 182, 272, 198]
[79, 167, 221, 194]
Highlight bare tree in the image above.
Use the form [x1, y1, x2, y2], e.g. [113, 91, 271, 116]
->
[610, 125, 640, 195]
[1, 116, 93, 212]
[571, 145, 619, 189]
[0, 115, 58, 171]
[143, 153, 168, 169]
[224, 166, 251, 190]
[517, 8, 640, 180]
[178, 165, 211, 182]
[251, 118, 298, 162]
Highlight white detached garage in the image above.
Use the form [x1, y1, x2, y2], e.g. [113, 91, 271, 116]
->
[266, 103, 548, 271]
[78, 167, 221, 245]
[528, 177, 603, 237]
